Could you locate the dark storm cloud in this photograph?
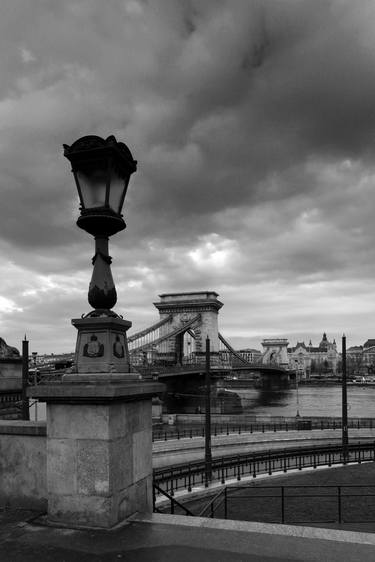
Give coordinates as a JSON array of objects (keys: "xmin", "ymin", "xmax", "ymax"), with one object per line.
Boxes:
[{"xmin": 2, "ymin": 0, "xmax": 375, "ymax": 351}]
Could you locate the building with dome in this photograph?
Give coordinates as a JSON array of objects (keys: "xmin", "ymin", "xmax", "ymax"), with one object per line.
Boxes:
[{"xmin": 288, "ymin": 333, "xmax": 339, "ymax": 378}]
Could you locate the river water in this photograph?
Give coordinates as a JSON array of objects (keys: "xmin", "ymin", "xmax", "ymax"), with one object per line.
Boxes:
[
  {"xmin": 232, "ymin": 385, "xmax": 375, "ymax": 418},
  {"xmin": 30, "ymin": 384, "xmax": 375, "ymax": 421}
]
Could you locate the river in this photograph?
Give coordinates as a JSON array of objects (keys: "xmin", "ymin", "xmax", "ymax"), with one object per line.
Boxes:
[
  {"xmin": 232, "ymin": 385, "xmax": 375, "ymax": 418},
  {"xmin": 30, "ymin": 384, "xmax": 375, "ymax": 421}
]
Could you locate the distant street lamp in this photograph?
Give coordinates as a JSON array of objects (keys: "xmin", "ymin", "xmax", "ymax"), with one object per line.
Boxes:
[
  {"xmin": 64, "ymin": 135, "xmax": 137, "ymax": 374},
  {"xmin": 342, "ymin": 334, "xmax": 349, "ymax": 460},
  {"xmin": 32, "ymin": 351, "xmax": 38, "ymax": 420}
]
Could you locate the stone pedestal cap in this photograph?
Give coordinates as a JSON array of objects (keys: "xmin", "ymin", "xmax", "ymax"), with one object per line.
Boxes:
[{"xmin": 27, "ymin": 379, "xmax": 164, "ymax": 404}]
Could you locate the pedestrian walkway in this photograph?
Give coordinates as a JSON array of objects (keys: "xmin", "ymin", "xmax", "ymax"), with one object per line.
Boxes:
[{"xmin": 2, "ymin": 509, "xmax": 375, "ymax": 561}]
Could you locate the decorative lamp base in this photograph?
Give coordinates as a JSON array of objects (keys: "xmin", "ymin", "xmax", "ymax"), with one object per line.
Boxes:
[{"xmin": 72, "ymin": 315, "xmax": 133, "ymax": 374}]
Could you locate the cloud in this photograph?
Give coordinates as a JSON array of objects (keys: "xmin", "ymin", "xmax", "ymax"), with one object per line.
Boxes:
[{"xmin": 1, "ymin": 0, "xmax": 375, "ymax": 352}]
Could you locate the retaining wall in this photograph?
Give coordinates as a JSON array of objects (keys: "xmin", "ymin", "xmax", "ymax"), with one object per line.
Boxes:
[{"xmin": 0, "ymin": 421, "xmax": 47, "ymax": 509}]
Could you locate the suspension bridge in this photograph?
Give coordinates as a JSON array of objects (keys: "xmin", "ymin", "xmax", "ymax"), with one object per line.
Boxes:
[{"xmin": 127, "ymin": 292, "xmax": 289, "ymax": 384}]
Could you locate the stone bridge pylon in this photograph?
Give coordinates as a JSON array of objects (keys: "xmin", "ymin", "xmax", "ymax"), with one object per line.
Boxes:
[{"xmin": 154, "ymin": 292, "xmax": 223, "ymax": 363}]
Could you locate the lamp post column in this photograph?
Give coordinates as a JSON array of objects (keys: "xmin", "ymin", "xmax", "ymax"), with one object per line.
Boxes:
[
  {"xmin": 342, "ymin": 334, "xmax": 348, "ymax": 461},
  {"xmin": 205, "ymin": 336, "xmax": 212, "ymax": 486},
  {"xmin": 88, "ymin": 236, "xmax": 117, "ymax": 311}
]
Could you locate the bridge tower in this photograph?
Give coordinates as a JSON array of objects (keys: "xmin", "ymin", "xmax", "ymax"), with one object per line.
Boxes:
[
  {"xmin": 261, "ymin": 338, "xmax": 289, "ymax": 368},
  {"xmin": 154, "ymin": 292, "xmax": 223, "ymax": 363}
]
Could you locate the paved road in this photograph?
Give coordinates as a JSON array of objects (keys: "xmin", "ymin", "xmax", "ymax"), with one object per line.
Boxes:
[{"xmin": 153, "ymin": 428, "xmax": 375, "ymax": 467}]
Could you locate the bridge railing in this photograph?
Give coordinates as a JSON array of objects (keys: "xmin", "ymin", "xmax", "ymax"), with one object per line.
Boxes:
[
  {"xmin": 152, "ymin": 417, "xmax": 375, "ymax": 441},
  {"xmin": 153, "ymin": 441, "xmax": 375, "ymax": 499}
]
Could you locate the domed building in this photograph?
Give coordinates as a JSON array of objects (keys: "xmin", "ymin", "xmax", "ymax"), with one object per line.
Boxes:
[{"xmin": 288, "ymin": 333, "xmax": 339, "ymax": 378}]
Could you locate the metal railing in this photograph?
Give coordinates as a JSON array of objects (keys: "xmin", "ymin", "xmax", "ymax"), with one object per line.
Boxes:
[
  {"xmin": 152, "ymin": 417, "xmax": 375, "ymax": 441},
  {"xmin": 153, "ymin": 441, "xmax": 375, "ymax": 499},
  {"xmin": 197, "ymin": 484, "xmax": 375, "ymax": 525},
  {"xmin": 153, "ymin": 483, "xmax": 195, "ymax": 516}
]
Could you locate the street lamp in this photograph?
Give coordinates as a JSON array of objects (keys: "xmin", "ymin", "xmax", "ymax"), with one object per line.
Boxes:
[
  {"xmin": 64, "ymin": 135, "xmax": 137, "ymax": 374},
  {"xmin": 64, "ymin": 135, "xmax": 137, "ymax": 314}
]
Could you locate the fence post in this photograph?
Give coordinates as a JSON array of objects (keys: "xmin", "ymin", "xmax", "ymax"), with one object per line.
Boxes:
[
  {"xmin": 188, "ymin": 464, "xmax": 192, "ymax": 493},
  {"xmin": 338, "ymin": 486, "xmax": 342, "ymax": 524},
  {"xmin": 152, "ymin": 483, "xmax": 156, "ymax": 512},
  {"xmin": 281, "ymin": 486, "xmax": 285, "ymax": 524},
  {"xmin": 221, "ymin": 458, "xmax": 225, "ymax": 485},
  {"xmin": 224, "ymin": 487, "xmax": 228, "ymax": 519},
  {"xmin": 237, "ymin": 456, "xmax": 241, "ymax": 481},
  {"xmin": 268, "ymin": 451, "xmax": 272, "ymax": 475},
  {"xmin": 170, "ymin": 468, "xmax": 174, "ymax": 496}
]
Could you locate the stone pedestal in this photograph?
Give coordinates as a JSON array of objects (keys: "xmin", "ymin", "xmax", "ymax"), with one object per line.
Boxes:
[
  {"xmin": 72, "ymin": 316, "xmax": 132, "ymax": 374},
  {"xmin": 28, "ymin": 377, "xmax": 164, "ymax": 529}
]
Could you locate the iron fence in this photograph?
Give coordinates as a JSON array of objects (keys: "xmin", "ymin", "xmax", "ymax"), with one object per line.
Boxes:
[
  {"xmin": 153, "ymin": 441, "xmax": 375, "ymax": 499},
  {"xmin": 197, "ymin": 484, "xmax": 375, "ymax": 525},
  {"xmin": 152, "ymin": 417, "xmax": 375, "ymax": 441}
]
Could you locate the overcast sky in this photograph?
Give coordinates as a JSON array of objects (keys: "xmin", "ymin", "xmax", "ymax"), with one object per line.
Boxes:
[{"xmin": 2, "ymin": 0, "xmax": 375, "ymax": 355}]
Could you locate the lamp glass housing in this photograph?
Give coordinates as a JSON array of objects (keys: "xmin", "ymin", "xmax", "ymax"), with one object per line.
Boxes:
[
  {"xmin": 108, "ymin": 168, "xmax": 129, "ymax": 214},
  {"xmin": 76, "ymin": 167, "xmax": 108, "ymax": 209}
]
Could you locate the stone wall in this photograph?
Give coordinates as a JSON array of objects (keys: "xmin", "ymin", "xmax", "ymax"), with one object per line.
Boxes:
[
  {"xmin": 0, "ymin": 357, "xmax": 23, "ymax": 420},
  {"xmin": 0, "ymin": 421, "xmax": 47, "ymax": 509}
]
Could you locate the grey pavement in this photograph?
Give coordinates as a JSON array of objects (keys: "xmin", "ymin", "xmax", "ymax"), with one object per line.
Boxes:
[{"xmin": 2, "ymin": 510, "xmax": 375, "ymax": 561}]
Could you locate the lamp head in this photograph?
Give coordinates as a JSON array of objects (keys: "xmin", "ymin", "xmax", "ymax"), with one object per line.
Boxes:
[{"xmin": 64, "ymin": 135, "xmax": 137, "ymax": 237}]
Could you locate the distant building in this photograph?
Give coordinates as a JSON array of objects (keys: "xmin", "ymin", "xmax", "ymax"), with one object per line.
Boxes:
[
  {"xmin": 362, "ymin": 341, "xmax": 375, "ymax": 372},
  {"xmin": 288, "ymin": 333, "xmax": 339, "ymax": 378},
  {"xmin": 346, "ymin": 340, "xmax": 375, "ymax": 375},
  {"xmin": 236, "ymin": 348, "xmax": 262, "ymax": 363}
]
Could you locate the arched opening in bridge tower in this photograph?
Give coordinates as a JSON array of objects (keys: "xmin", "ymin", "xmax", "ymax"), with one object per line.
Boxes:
[{"xmin": 175, "ymin": 330, "xmax": 196, "ymax": 365}]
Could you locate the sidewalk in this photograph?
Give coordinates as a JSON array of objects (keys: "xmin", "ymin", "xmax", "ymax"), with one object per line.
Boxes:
[{"xmin": 2, "ymin": 510, "xmax": 375, "ymax": 561}]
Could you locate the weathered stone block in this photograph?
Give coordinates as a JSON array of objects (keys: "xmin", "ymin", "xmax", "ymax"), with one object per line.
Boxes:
[
  {"xmin": 48, "ymin": 493, "xmax": 115, "ymax": 528},
  {"xmin": 47, "ymin": 404, "xmax": 110, "ymax": 440},
  {"xmin": 117, "ymin": 475, "xmax": 152, "ymax": 520},
  {"xmin": 133, "ymin": 429, "xmax": 152, "ymax": 482},
  {"xmin": 47, "ymin": 439, "xmax": 77, "ymax": 495},
  {"xmin": 77, "ymin": 439, "xmax": 110, "ymax": 496},
  {"xmin": 110, "ymin": 436, "xmax": 133, "ymax": 491}
]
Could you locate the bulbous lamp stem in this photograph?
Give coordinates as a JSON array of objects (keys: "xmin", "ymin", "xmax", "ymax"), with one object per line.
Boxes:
[{"xmin": 88, "ymin": 236, "xmax": 117, "ymax": 311}]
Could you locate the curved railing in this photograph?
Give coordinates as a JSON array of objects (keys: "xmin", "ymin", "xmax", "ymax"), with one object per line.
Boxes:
[
  {"xmin": 154, "ymin": 441, "xmax": 375, "ymax": 498},
  {"xmin": 152, "ymin": 417, "xmax": 375, "ymax": 441}
]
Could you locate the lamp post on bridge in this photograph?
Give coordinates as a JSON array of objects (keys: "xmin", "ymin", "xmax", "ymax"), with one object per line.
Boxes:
[{"xmin": 342, "ymin": 334, "xmax": 349, "ymax": 460}]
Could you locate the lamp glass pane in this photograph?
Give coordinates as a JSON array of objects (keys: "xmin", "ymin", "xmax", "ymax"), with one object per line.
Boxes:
[
  {"xmin": 77, "ymin": 168, "xmax": 107, "ymax": 208},
  {"xmin": 109, "ymin": 170, "xmax": 126, "ymax": 213}
]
